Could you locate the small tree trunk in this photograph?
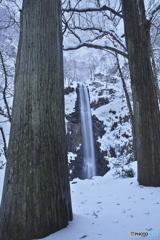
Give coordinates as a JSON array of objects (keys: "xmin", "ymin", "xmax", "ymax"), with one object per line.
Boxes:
[
  {"xmin": 150, "ymin": 45, "xmax": 160, "ymax": 102},
  {"xmin": 122, "ymin": 0, "xmax": 160, "ymax": 186},
  {"xmin": 0, "ymin": 1, "xmax": 72, "ymax": 239},
  {"xmin": 116, "ymin": 54, "xmax": 136, "ymax": 161}
]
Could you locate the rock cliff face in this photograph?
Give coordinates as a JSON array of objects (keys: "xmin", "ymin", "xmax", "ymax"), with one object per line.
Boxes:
[{"xmin": 65, "ymin": 86, "xmax": 110, "ymax": 180}]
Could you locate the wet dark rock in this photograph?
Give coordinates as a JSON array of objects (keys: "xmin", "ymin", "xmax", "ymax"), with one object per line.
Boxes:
[
  {"xmin": 94, "ymin": 74, "xmax": 106, "ymax": 81},
  {"xmin": 109, "ymin": 109, "xmax": 116, "ymax": 114},
  {"xmin": 109, "ymin": 146, "xmax": 116, "ymax": 158},
  {"xmin": 108, "ymin": 89, "xmax": 116, "ymax": 95},
  {"xmin": 67, "ymin": 111, "xmax": 110, "ymax": 180},
  {"xmin": 119, "ymin": 115, "xmax": 130, "ymax": 124},
  {"xmin": 91, "ymin": 97, "xmax": 109, "ymax": 110},
  {"xmin": 64, "ymin": 86, "xmax": 75, "ymax": 95},
  {"xmin": 111, "ymin": 122, "xmax": 118, "ymax": 131},
  {"xmin": 66, "ymin": 113, "xmax": 81, "ymax": 153}
]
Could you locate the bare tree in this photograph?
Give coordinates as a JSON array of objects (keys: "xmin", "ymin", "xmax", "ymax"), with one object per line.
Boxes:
[
  {"xmin": 62, "ymin": 0, "xmax": 126, "ymax": 56},
  {"xmin": 0, "ymin": 0, "xmax": 21, "ymax": 164},
  {"xmin": 0, "ymin": 51, "xmax": 12, "ymax": 122}
]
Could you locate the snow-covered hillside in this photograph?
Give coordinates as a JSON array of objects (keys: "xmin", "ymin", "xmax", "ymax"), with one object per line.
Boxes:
[
  {"xmin": 38, "ymin": 162, "xmax": 160, "ymax": 240},
  {"xmin": 65, "ymin": 54, "xmax": 134, "ymax": 178}
]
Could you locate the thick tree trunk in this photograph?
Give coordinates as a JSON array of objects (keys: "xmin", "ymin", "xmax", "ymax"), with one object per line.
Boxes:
[
  {"xmin": 0, "ymin": 1, "xmax": 72, "ymax": 239},
  {"xmin": 122, "ymin": 0, "xmax": 160, "ymax": 186}
]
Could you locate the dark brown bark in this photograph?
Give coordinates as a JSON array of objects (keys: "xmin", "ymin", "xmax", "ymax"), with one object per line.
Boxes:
[
  {"xmin": 122, "ymin": 0, "xmax": 160, "ymax": 186},
  {"xmin": 0, "ymin": 1, "xmax": 72, "ymax": 239}
]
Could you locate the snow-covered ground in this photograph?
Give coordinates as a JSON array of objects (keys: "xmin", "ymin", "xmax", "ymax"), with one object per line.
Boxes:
[
  {"xmin": 0, "ymin": 162, "xmax": 160, "ymax": 240},
  {"xmin": 39, "ymin": 162, "xmax": 160, "ymax": 240}
]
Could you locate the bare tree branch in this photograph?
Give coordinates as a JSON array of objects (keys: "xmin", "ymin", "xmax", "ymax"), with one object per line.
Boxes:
[
  {"xmin": 64, "ymin": 22, "xmax": 82, "ymax": 42},
  {"xmin": 64, "ymin": 42, "xmax": 128, "ymax": 58},
  {"xmin": 116, "ymin": 54, "xmax": 133, "ymax": 123},
  {"xmin": 72, "ymin": 26, "xmax": 126, "ymax": 50},
  {"xmin": 1, "ymin": 2, "xmax": 20, "ymax": 28},
  {"xmin": 0, "ymin": 107, "xmax": 10, "ymax": 119},
  {"xmin": 63, "ymin": 5, "xmax": 123, "ymax": 18},
  {"xmin": 62, "ymin": 0, "xmax": 82, "ymax": 34},
  {"xmin": 0, "ymin": 51, "xmax": 12, "ymax": 122},
  {"xmin": 0, "ymin": 126, "xmax": 7, "ymax": 159},
  {"xmin": 149, "ymin": 3, "xmax": 160, "ymax": 23},
  {"xmin": 116, "ymin": 53, "xmax": 136, "ymax": 162}
]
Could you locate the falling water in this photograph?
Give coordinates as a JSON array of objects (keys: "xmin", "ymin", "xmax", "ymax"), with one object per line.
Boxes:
[{"xmin": 77, "ymin": 83, "xmax": 96, "ymax": 179}]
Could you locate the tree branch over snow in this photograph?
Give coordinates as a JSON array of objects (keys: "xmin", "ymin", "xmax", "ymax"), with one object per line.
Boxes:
[
  {"xmin": 1, "ymin": 2, "xmax": 20, "ymax": 28},
  {"xmin": 63, "ymin": 22, "xmax": 82, "ymax": 42},
  {"xmin": 62, "ymin": 0, "xmax": 82, "ymax": 35},
  {"xmin": 0, "ymin": 126, "xmax": 7, "ymax": 159},
  {"xmin": 63, "ymin": 5, "xmax": 123, "ymax": 18},
  {"xmin": 0, "ymin": 51, "xmax": 12, "ymax": 123},
  {"xmin": 72, "ymin": 26, "xmax": 126, "ymax": 50},
  {"xmin": 64, "ymin": 42, "xmax": 128, "ymax": 58},
  {"xmin": 116, "ymin": 54, "xmax": 133, "ymax": 124},
  {"xmin": 148, "ymin": 4, "xmax": 160, "ymax": 23}
]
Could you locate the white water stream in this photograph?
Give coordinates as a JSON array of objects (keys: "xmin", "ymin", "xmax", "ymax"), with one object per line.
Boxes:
[{"xmin": 77, "ymin": 83, "xmax": 96, "ymax": 179}]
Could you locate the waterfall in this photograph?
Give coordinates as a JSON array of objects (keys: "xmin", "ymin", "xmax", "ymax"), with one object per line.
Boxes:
[{"xmin": 77, "ymin": 83, "xmax": 96, "ymax": 179}]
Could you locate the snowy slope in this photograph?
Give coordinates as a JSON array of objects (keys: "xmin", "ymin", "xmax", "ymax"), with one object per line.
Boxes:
[
  {"xmin": 0, "ymin": 162, "xmax": 160, "ymax": 240},
  {"xmin": 34, "ymin": 162, "xmax": 160, "ymax": 240}
]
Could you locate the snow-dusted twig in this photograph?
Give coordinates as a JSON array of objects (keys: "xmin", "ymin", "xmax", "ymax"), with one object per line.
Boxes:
[
  {"xmin": 0, "ymin": 126, "xmax": 7, "ymax": 158},
  {"xmin": 148, "ymin": 4, "xmax": 160, "ymax": 23},
  {"xmin": 63, "ymin": 5, "xmax": 123, "ymax": 18},
  {"xmin": 64, "ymin": 42, "xmax": 128, "ymax": 58},
  {"xmin": 116, "ymin": 54, "xmax": 133, "ymax": 123},
  {"xmin": 1, "ymin": 1, "xmax": 20, "ymax": 28},
  {"xmin": 0, "ymin": 51, "xmax": 12, "ymax": 122},
  {"xmin": 62, "ymin": 0, "xmax": 82, "ymax": 35},
  {"xmin": 71, "ymin": 26, "xmax": 126, "ymax": 50}
]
